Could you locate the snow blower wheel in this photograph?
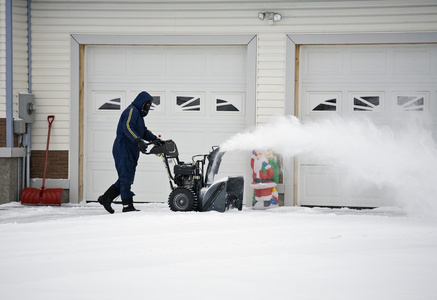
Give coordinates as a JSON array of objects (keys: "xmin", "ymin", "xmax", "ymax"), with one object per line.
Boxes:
[{"xmin": 168, "ymin": 187, "xmax": 197, "ymax": 212}]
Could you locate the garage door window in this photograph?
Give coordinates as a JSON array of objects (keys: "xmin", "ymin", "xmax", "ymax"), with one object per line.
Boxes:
[
  {"xmin": 94, "ymin": 91, "xmax": 125, "ymax": 111},
  {"xmin": 313, "ymin": 98, "xmax": 337, "ymax": 111},
  {"xmin": 175, "ymin": 95, "xmax": 202, "ymax": 113},
  {"xmin": 351, "ymin": 93, "xmax": 382, "ymax": 113},
  {"xmin": 213, "ymin": 93, "xmax": 244, "ymax": 114},
  {"xmin": 216, "ymin": 99, "xmax": 239, "ymax": 111},
  {"xmin": 151, "ymin": 96, "xmax": 161, "ymax": 112},
  {"xmin": 396, "ymin": 95, "xmax": 425, "ymax": 112},
  {"xmin": 308, "ymin": 92, "xmax": 340, "ymax": 113},
  {"xmin": 99, "ymin": 98, "xmax": 121, "ymax": 110}
]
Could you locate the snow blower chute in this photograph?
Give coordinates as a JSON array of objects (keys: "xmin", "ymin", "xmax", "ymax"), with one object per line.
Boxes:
[{"xmin": 144, "ymin": 140, "xmax": 244, "ymax": 212}]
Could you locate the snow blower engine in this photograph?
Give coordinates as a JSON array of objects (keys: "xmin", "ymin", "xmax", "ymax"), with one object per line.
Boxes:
[{"xmin": 144, "ymin": 140, "xmax": 244, "ymax": 212}]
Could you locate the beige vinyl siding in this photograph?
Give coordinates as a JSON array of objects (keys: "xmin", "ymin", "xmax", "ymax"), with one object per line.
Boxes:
[
  {"xmin": 0, "ymin": 0, "xmax": 5, "ymax": 118},
  {"xmin": 28, "ymin": 0, "xmax": 437, "ymax": 150},
  {"xmin": 13, "ymin": 0, "xmax": 28, "ymax": 113},
  {"xmin": 257, "ymin": 33, "xmax": 286, "ymax": 125},
  {"xmin": 0, "ymin": 0, "xmax": 28, "ymax": 119}
]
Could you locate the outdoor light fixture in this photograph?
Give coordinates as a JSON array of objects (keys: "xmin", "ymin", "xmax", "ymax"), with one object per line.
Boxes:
[{"xmin": 258, "ymin": 12, "xmax": 282, "ymax": 25}]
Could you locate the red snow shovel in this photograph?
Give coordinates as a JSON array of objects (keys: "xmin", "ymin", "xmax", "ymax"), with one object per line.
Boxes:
[{"xmin": 21, "ymin": 115, "xmax": 63, "ymax": 205}]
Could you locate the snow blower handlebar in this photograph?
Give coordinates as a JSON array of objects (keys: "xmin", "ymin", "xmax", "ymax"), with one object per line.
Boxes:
[
  {"xmin": 141, "ymin": 139, "xmax": 180, "ymax": 190},
  {"xmin": 141, "ymin": 139, "xmax": 178, "ymax": 157}
]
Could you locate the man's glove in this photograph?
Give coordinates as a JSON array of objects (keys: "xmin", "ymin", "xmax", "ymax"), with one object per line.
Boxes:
[
  {"xmin": 135, "ymin": 138, "xmax": 147, "ymax": 154},
  {"xmin": 152, "ymin": 138, "xmax": 165, "ymax": 146}
]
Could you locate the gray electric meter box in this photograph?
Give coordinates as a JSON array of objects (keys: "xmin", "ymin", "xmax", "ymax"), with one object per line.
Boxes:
[
  {"xmin": 18, "ymin": 93, "xmax": 36, "ymax": 123},
  {"xmin": 13, "ymin": 118, "xmax": 26, "ymax": 134}
]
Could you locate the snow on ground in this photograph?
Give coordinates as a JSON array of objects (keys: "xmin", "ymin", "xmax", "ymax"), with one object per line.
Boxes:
[{"xmin": 1, "ymin": 202, "xmax": 437, "ymax": 300}]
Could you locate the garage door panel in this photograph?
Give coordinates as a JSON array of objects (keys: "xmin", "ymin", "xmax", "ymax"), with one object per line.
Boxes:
[
  {"xmin": 211, "ymin": 52, "xmax": 246, "ymax": 77},
  {"xmin": 131, "ymin": 52, "xmax": 166, "ymax": 77},
  {"xmin": 350, "ymin": 49, "xmax": 386, "ymax": 75},
  {"xmin": 170, "ymin": 51, "xmax": 207, "ymax": 76},
  {"xmin": 87, "ymin": 128, "xmax": 116, "ymax": 159},
  {"xmin": 392, "ymin": 48, "xmax": 431, "ymax": 75},
  {"xmin": 88, "ymin": 49, "xmax": 127, "ymax": 78},
  {"xmin": 341, "ymin": 179, "xmax": 389, "ymax": 201},
  {"xmin": 302, "ymin": 45, "xmax": 437, "ymax": 83},
  {"xmin": 299, "ymin": 165, "xmax": 389, "ymax": 207},
  {"xmin": 87, "ymin": 166, "xmax": 119, "ymax": 198},
  {"xmin": 299, "ymin": 166, "xmax": 341, "ymax": 205},
  {"xmin": 169, "ymin": 129, "xmax": 212, "ymax": 158},
  {"xmin": 304, "ymin": 48, "xmax": 343, "ymax": 76},
  {"xmin": 209, "ymin": 128, "xmax": 244, "ymax": 147}
]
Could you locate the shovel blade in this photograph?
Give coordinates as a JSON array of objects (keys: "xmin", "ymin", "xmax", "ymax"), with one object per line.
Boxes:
[{"xmin": 21, "ymin": 187, "xmax": 63, "ymax": 205}]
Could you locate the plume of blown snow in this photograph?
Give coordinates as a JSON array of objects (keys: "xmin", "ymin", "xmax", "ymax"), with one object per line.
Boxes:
[{"xmin": 221, "ymin": 115, "xmax": 437, "ymax": 217}]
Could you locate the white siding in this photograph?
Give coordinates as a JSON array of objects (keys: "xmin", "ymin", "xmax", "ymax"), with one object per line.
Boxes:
[
  {"xmin": 0, "ymin": 0, "xmax": 5, "ymax": 118},
  {"xmin": 12, "ymin": 0, "xmax": 28, "ymax": 112},
  {"xmin": 257, "ymin": 33, "xmax": 286, "ymax": 125},
  {"xmin": 0, "ymin": 0, "xmax": 28, "ymax": 119},
  {"xmin": 23, "ymin": 0, "xmax": 437, "ymax": 150}
]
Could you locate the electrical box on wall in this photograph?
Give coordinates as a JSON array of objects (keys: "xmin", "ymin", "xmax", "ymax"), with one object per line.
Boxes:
[
  {"xmin": 18, "ymin": 93, "xmax": 36, "ymax": 123},
  {"xmin": 13, "ymin": 118, "xmax": 26, "ymax": 134}
]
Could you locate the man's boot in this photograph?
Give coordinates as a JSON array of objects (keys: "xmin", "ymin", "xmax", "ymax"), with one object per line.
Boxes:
[
  {"xmin": 122, "ymin": 197, "xmax": 140, "ymax": 212},
  {"xmin": 98, "ymin": 184, "xmax": 120, "ymax": 214}
]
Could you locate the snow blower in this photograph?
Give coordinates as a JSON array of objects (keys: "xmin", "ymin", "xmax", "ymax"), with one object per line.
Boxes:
[
  {"xmin": 21, "ymin": 115, "xmax": 63, "ymax": 205},
  {"xmin": 144, "ymin": 140, "xmax": 244, "ymax": 212}
]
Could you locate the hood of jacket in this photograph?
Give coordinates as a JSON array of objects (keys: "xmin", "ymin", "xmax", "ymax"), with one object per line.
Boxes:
[{"xmin": 131, "ymin": 91, "xmax": 153, "ymax": 113}]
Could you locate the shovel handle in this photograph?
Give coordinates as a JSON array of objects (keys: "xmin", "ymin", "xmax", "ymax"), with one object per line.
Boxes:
[
  {"xmin": 42, "ymin": 115, "xmax": 55, "ymax": 189},
  {"xmin": 47, "ymin": 115, "xmax": 55, "ymax": 125}
]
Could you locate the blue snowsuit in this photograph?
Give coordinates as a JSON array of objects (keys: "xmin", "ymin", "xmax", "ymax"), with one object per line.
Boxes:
[{"xmin": 112, "ymin": 92, "xmax": 158, "ymax": 200}]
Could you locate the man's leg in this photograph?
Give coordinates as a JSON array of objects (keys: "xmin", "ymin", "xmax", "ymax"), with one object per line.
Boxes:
[
  {"xmin": 117, "ymin": 162, "xmax": 140, "ymax": 213},
  {"xmin": 98, "ymin": 184, "xmax": 120, "ymax": 214}
]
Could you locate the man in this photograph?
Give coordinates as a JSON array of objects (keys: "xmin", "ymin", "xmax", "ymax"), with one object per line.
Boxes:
[{"xmin": 98, "ymin": 91, "xmax": 162, "ymax": 213}]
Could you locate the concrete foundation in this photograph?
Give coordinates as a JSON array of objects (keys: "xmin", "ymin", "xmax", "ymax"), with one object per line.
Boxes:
[{"xmin": 0, "ymin": 148, "xmax": 25, "ymax": 204}]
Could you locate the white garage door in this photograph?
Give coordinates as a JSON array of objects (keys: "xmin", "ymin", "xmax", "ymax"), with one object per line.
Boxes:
[
  {"xmin": 298, "ymin": 44, "xmax": 437, "ymax": 207},
  {"xmin": 84, "ymin": 45, "xmax": 248, "ymax": 202}
]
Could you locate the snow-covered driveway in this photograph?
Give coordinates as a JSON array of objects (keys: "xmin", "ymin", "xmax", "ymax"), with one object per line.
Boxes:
[{"xmin": 1, "ymin": 202, "xmax": 436, "ymax": 300}]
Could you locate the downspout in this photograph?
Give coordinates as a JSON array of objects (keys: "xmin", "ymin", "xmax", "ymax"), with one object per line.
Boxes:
[
  {"xmin": 28, "ymin": 0, "xmax": 32, "ymax": 94},
  {"xmin": 6, "ymin": 0, "xmax": 21, "ymax": 202},
  {"xmin": 5, "ymin": 0, "xmax": 13, "ymax": 148},
  {"xmin": 26, "ymin": 0, "xmax": 32, "ymax": 188}
]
